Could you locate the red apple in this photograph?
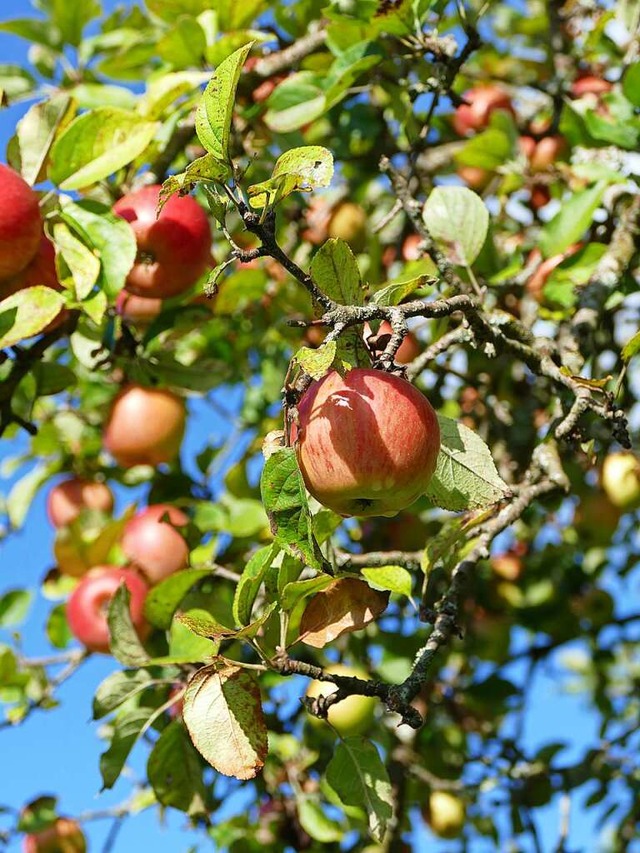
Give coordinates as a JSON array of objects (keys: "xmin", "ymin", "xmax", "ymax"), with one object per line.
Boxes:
[
  {"xmin": 23, "ymin": 817, "xmax": 86, "ymax": 853},
  {"xmin": 327, "ymin": 202, "xmax": 367, "ymax": 251},
  {"xmin": 452, "ymin": 86, "xmax": 513, "ymax": 136},
  {"xmin": 529, "ymin": 184, "xmax": 551, "ymax": 212},
  {"xmin": 115, "ymin": 290, "xmax": 163, "ymax": 326},
  {"xmin": 103, "ymin": 384, "xmax": 186, "ymax": 468},
  {"xmin": 66, "ymin": 566, "xmax": 149, "ymax": 654},
  {"xmin": 402, "ymin": 234, "xmax": 422, "ymax": 261},
  {"xmin": 293, "ymin": 368, "xmax": 440, "ymax": 517},
  {"xmin": 0, "ymin": 163, "xmax": 42, "ymax": 280},
  {"xmin": 113, "ymin": 184, "xmax": 212, "ymax": 299},
  {"xmin": 121, "ymin": 504, "xmax": 189, "ymax": 585},
  {"xmin": 571, "ymin": 75, "xmax": 612, "ymax": 97},
  {"xmin": 457, "ymin": 165, "xmax": 491, "ymax": 190},
  {"xmin": 47, "ymin": 477, "xmax": 114, "ymax": 528},
  {"xmin": 529, "ymin": 135, "xmax": 566, "ymax": 171},
  {"xmin": 0, "ymin": 236, "xmax": 68, "ymax": 332},
  {"xmin": 363, "ymin": 320, "xmax": 421, "ymax": 364}
]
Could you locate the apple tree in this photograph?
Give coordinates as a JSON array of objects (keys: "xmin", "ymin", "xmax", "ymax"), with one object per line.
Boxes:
[{"xmin": 1, "ymin": 0, "xmax": 640, "ymax": 850}]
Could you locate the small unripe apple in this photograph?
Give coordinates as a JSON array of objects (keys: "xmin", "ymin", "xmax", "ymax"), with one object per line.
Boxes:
[
  {"xmin": 46, "ymin": 477, "xmax": 114, "ymax": 528},
  {"xmin": 306, "ymin": 664, "xmax": 376, "ymax": 736},
  {"xmin": 363, "ymin": 320, "xmax": 421, "ymax": 364},
  {"xmin": 327, "ymin": 202, "xmax": 367, "ymax": 251},
  {"xmin": 23, "ymin": 817, "xmax": 87, "ymax": 853},
  {"xmin": 113, "ymin": 184, "xmax": 211, "ymax": 299},
  {"xmin": 452, "ymin": 86, "xmax": 513, "ymax": 136},
  {"xmin": 115, "ymin": 290, "xmax": 163, "ymax": 326},
  {"xmin": 601, "ymin": 452, "xmax": 640, "ymax": 510},
  {"xmin": 424, "ymin": 791, "xmax": 466, "ymax": 839},
  {"xmin": 293, "ymin": 368, "xmax": 440, "ymax": 517},
  {"xmin": 574, "ymin": 491, "xmax": 621, "ymax": 544},
  {"xmin": 66, "ymin": 566, "xmax": 149, "ymax": 654},
  {"xmin": 121, "ymin": 504, "xmax": 189, "ymax": 585},
  {"xmin": 103, "ymin": 384, "xmax": 186, "ymax": 468},
  {"xmin": 0, "ymin": 163, "xmax": 42, "ymax": 280},
  {"xmin": 571, "ymin": 75, "xmax": 612, "ymax": 97}
]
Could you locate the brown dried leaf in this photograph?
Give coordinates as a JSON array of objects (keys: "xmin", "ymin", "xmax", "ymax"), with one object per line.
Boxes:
[
  {"xmin": 183, "ymin": 661, "xmax": 268, "ymax": 780},
  {"xmin": 298, "ymin": 578, "xmax": 389, "ymax": 649}
]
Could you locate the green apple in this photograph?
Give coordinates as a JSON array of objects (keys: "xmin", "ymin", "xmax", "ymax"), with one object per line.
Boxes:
[
  {"xmin": 601, "ymin": 452, "xmax": 640, "ymax": 510},
  {"xmin": 306, "ymin": 664, "xmax": 376, "ymax": 736}
]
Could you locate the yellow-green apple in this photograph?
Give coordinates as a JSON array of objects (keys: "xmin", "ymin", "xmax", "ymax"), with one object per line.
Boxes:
[
  {"xmin": 121, "ymin": 504, "xmax": 189, "ymax": 584},
  {"xmin": 115, "ymin": 290, "xmax": 163, "ymax": 326},
  {"xmin": 424, "ymin": 791, "xmax": 466, "ymax": 839},
  {"xmin": 452, "ymin": 86, "xmax": 513, "ymax": 136},
  {"xmin": 293, "ymin": 368, "xmax": 440, "ymax": 517},
  {"xmin": 113, "ymin": 184, "xmax": 211, "ymax": 299},
  {"xmin": 602, "ymin": 451, "xmax": 640, "ymax": 510},
  {"xmin": 22, "ymin": 817, "xmax": 86, "ymax": 853},
  {"xmin": 574, "ymin": 491, "xmax": 621, "ymax": 545},
  {"xmin": 47, "ymin": 477, "xmax": 114, "ymax": 528},
  {"xmin": 306, "ymin": 664, "xmax": 376, "ymax": 736},
  {"xmin": 327, "ymin": 202, "xmax": 367, "ymax": 251},
  {"xmin": 0, "ymin": 163, "xmax": 42, "ymax": 280},
  {"xmin": 66, "ymin": 566, "xmax": 149, "ymax": 654},
  {"xmin": 103, "ymin": 384, "xmax": 186, "ymax": 468}
]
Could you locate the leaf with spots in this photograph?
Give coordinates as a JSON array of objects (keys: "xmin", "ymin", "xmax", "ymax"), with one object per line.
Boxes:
[{"xmin": 298, "ymin": 578, "xmax": 388, "ymax": 648}]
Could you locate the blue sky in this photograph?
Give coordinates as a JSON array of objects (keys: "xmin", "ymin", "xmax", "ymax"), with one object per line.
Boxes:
[{"xmin": 0, "ymin": 1, "xmax": 637, "ymax": 850}]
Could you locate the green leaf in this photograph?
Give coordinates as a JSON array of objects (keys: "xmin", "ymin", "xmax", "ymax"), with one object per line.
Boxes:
[
  {"xmin": 232, "ymin": 544, "xmax": 278, "ymax": 626},
  {"xmin": 248, "ymin": 146, "xmax": 334, "ymax": 209},
  {"xmin": 15, "ymin": 93, "xmax": 75, "ymax": 186},
  {"xmin": 60, "ymin": 200, "xmax": 137, "ymax": 299},
  {"xmin": 260, "ymin": 448, "xmax": 325, "ymax": 571},
  {"xmin": 157, "ymin": 16, "xmax": 206, "ymax": 69},
  {"xmin": 168, "ymin": 616, "xmax": 219, "ymax": 662},
  {"xmin": 622, "ymin": 330, "xmax": 640, "ymax": 363},
  {"xmin": 360, "ymin": 566, "xmax": 413, "ymax": 597},
  {"xmin": 426, "ymin": 415, "xmax": 509, "ymax": 511},
  {"xmin": 455, "ymin": 127, "xmax": 514, "ymax": 170},
  {"xmin": 371, "ymin": 273, "xmax": 435, "ymax": 306},
  {"xmin": 178, "ymin": 603, "xmax": 276, "ymax": 641},
  {"xmin": 325, "ymin": 738, "xmax": 393, "ymax": 843},
  {"xmin": 46, "ymin": 603, "xmax": 73, "ymax": 649},
  {"xmin": 0, "ymin": 63, "xmax": 37, "ymax": 99},
  {"xmin": 423, "ymin": 186, "xmax": 489, "ymax": 267},
  {"xmin": 296, "ymin": 795, "xmax": 344, "ymax": 843},
  {"xmin": 183, "ymin": 661, "xmax": 268, "ymax": 780},
  {"xmin": 50, "ymin": 0, "xmax": 101, "ymax": 46},
  {"xmin": 213, "ymin": 0, "xmax": 267, "ymax": 30},
  {"xmin": 623, "ymin": 63, "xmax": 640, "ymax": 107},
  {"xmin": 292, "ymin": 341, "xmax": 337, "ymax": 380},
  {"xmin": 323, "ymin": 42, "xmax": 383, "ymax": 110},
  {"xmin": 147, "ymin": 721, "xmax": 208, "ymax": 816},
  {"xmin": 139, "ymin": 71, "xmax": 209, "ymax": 119},
  {"xmin": 280, "ymin": 574, "xmax": 334, "ymax": 612},
  {"xmin": 264, "ymin": 72, "xmax": 327, "ymax": 133},
  {"xmin": 107, "ymin": 584, "xmax": 150, "ymax": 667},
  {"xmin": 145, "ymin": 0, "xmax": 212, "ymax": 22},
  {"xmin": 31, "ymin": 362, "xmax": 76, "ymax": 396},
  {"xmin": 6, "ymin": 462, "xmax": 56, "ymax": 529},
  {"xmin": 100, "ymin": 707, "xmax": 151, "ymax": 789},
  {"xmin": 310, "ymin": 238, "xmax": 364, "ymax": 307},
  {"xmin": 539, "ymin": 183, "xmax": 606, "ymax": 259},
  {"xmin": 93, "ymin": 669, "xmax": 155, "ymax": 719},
  {"xmin": 50, "ymin": 108, "xmax": 159, "ymax": 189},
  {"xmin": 144, "ymin": 569, "xmax": 213, "ymax": 630},
  {"xmin": 0, "ymin": 589, "xmax": 33, "ymax": 627},
  {"xmin": 0, "ymin": 286, "xmax": 65, "ymax": 349},
  {"xmin": 53, "ymin": 222, "xmax": 101, "ymax": 300},
  {"xmin": 195, "ymin": 42, "xmax": 254, "ymax": 162}
]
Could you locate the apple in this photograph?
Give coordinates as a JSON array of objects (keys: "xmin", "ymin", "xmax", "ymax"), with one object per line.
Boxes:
[
  {"xmin": 452, "ymin": 86, "xmax": 513, "ymax": 136},
  {"xmin": 103, "ymin": 383, "xmax": 186, "ymax": 468},
  {"xmin": 363, "ymin": 320, "xmax": 421, "ymax": 364},
  {"xmin": 601, "ymin": 451, "xmax": 640, "ymax": 510},
  {"xmin": 0, "ymin": 163, "xmax": 42, "ymax": 280},
  {"xmin": 47, "ymin": 477, "xmax": 114, "ymax": 528},
  {"xmin": 115, "ymin": 290, "xmax": 163, "ymax": 326},
  {"xmin": 66, "ymin": 566, "xmax": 149, "ymax": 654},
  {"xmin": 306, "ymin": 664, "xmax": 376, "ymax": 736},
  {"xmin": 571, "ymin": 75, "xmax": 612, "ymax": 97},
  {"xmin": 121, "ymin": 504, "xmax": 189, "ymax": 585},
  {"xmin": 529, "ymin": 184, "xmax": 551, "ymax": 212},
  {"xmin": 574, "ymin": 491, "xmax": 621, "ymax": 544},
  {"xmin": 520, "ymin": 135, "xmax": 566, "ymax": 171},
  {"xmin": 23, "ymin": 817, "xmax": 86, "ymax": 853},
  {"xmin": 327, "ymin": 202, "xmax": 367, "ymax": 251},
  {"xmin": 0, "ymin": 236, "xmax": 68, "ymax": 333},
  {"xmin": 457, "ymin": 165, "xmax": 491, "ymax": 191},
  {"xmin": 402, "ymin": 234, "xmax": 422, "ymax": 261},
  {"xmin": 526, "ymin": 244, "xmax": 581, "ymax": 300},
  {"xmin": 424, "ymin": 791, "xmax": 466, "ymax": 839},
  {"xmin": 113, "ymin": 184, "xmax": 212, "ymax": 299},
  {"xmin": 293, "ymin": 368, "xmax": 440, "ymax": 517}
]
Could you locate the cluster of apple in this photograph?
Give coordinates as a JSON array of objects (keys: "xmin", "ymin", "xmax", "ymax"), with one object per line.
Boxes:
[
  {"xmin": 22, "ymin": 816, "xmax": 86, "ymax": 853},
  {"xmin": 0, "ymin": 165, "xmax": 66, "ymax": 329}
]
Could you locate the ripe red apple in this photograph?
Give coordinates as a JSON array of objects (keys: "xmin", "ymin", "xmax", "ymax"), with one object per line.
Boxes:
[
  {"xmin": 115, "ymin": 290, "xmax": 163, "ymax": 326},
  {"xmin": 66, "ymin": 566, "xmax": 149, "ymax": 654},
  {"xmin": 363, "ymin": 320, "xmax": 421, "ymax": 364},
  {"xmin": 0, "ymin": 163, "xmax": 42, "ymax": 280},
  {"xmin": 452, "ymin": 86, "xmax": 513, "ymax": 136},
  {"xmin": 121, "ymin": 504, "xmax": 189, "ymax": 585},
  {"xmin": 293, "ymin": 368, "xmax": 440, "ymax": 517},
  {"xmin": 46, "ymin": 477, "xmax": 114, "ymax": 528},
  {"xmin": 113, "ymin": 184, "xmax": 212, "ymax": 299},
  {"xmin": 457, "ymin": 165, "xmax": 491, "ymax": 191},
  {"xmin": 23, "ymin": 817, "xmax": 86, "ymax": 853},
  {"xmin": 327, "ymin": 202, "xmax": 367, "ymax": 251},
  {"xmin": 306, "ymin": 664, "xmax": 376, "ymax": 736},
  {"xmin": 602, "ymin": 451, "xmax": 640, "ymax": 510},
  {"xmin": 0, "ymin": 236, "xmax": 68, "ymax": 332},
  {"xmin": 571, "ymin": 75, "xmax": 612, "ymax": 97},
  {"xmin": 103, "ymin": 384, "xmax": 186, "ymax": 468},
  {"xmin": 424, "ymin": 791, "xmax": 466, "ymax": 839}
]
